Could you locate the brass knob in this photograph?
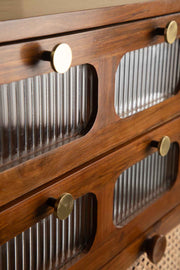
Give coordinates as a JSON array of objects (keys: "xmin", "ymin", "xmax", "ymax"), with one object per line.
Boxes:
[
  {"xmin": 41, "ymin": 43, "xmax": 72, "ymax": 73},
  {"xmin": 164, "ymin": 21, "xmax": 178, "ymax": 44},
  {"xmin": 49, "ymin": 193, "xmax": 74, "ymax": 220},
  {"xmin": 151, "ymin": 136, "xmax": 171, "ymax": 157},
  {"xmin": 157, "ymin": 20, "xmax": 178, "ymax": 44},
  {"xmin": 145, "ymin": 235, "xmax": 166, "ymax": 264}
]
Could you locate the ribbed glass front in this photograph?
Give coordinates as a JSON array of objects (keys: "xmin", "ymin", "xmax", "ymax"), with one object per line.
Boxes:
[
  {"xmin": 0, "ymin": 193, "xmax": 97, "ymax": 270},
  {"xmin": 115, "ymin": 39, "xmax": 180, "ymax": 118},
  {"xmin": 0, "ymin": 65, "xmax": 97, "ymax": 171},
  {"xmin": 113, "ymin": 143, "xmax": 179, "ymax": 227}
]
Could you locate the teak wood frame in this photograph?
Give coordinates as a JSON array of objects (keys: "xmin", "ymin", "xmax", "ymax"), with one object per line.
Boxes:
[
  {"xmin": 102, "ymin": 203, "xmax": 180, "ymax": 270},
  {"xmin": 0, "ymin": 117, "xmax": 180, "ymax": 269},
  {"xmin": 0, "ymin": 0, "xmax": 180, "ymax": 43},
  {"xmin": 0, "ymin": 4, "xmax": 180, "ymax": 269},
  {"xmin": 0, "ymin": 13, "xmax": 180, "ymax": 208}
]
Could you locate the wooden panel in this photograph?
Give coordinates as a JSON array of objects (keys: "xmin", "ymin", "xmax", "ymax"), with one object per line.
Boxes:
[
  {"xmin": 0, "ymin": 0, "xmax": 156, "ymax": 20},
  {"xmin": 0, "ymin": 0, "xmax": 180, "ymax": 43},
  {"xmin": 0, "ymin": 193, "xmax": 97, "ymax": 270},
  {"xmin": 1, "ymin": 3, "xmax": 180, "ymax": 270},
  {"xmin": 0, "ymin": 14, "xmax": 180, "ymax": 208},
  {"xmin": 1, "ymin": 14, "xmax": 180, "ymax": 85},
  {"xmin": 126, "ymin": 224, "xmax": 180, "ymax": 270},
  {"xmin": 0, "ymin": 117, "xmax": 180, "ymax": 270},
  {"xmin": 101, "ymin": 204, "xmax": 180, "ymax": 270}
]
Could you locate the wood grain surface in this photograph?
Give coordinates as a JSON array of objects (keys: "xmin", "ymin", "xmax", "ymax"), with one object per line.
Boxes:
[
  {"xmin": 0, "ymin": 0, "xmax": 180, "ymax": 43},
  {"xmin": 101, "ymin": 203, "xmax": 180, "ymax": 270},
  {"xmin": 0, "ymin": 117, "xmax": 180, "ymax": 270},
  {"xmin": 0, "ymin": 5, "xmax": 180, "ymax": 269},
  {"xmin": 0, "ymin": 14, "xmax": 180, "ymax": 208}
]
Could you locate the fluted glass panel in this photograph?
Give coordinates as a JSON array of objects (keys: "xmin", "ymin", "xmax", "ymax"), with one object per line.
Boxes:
[
  {"xmin": 0, "ymin": 65, "xmax": 97, "ymax": 171},
  {"xmin": 113, "ymin": 143, "xmax": 179, "ymax": 227},
  {"xmin": 115, "ymin": 39, "xmax": 180, "ymax": 118},
  {"xmin": 0, "ymin": 193, "xmax": 97, "ymax": 270}
]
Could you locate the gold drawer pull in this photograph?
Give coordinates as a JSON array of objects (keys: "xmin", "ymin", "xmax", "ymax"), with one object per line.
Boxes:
[
  {"xmin": 145, "ymin": 235, "xmax": 167, "ymax": 264},
  {"xmin": 157, "ymin": 20, "xmax": 178, "ymax": 44},
  {"xmin": 151, "ymin": 136, "xmax": 171, "ymax": 157},
  {"xmin": 42, "ymin": 43, "xmax": 72, "ymax": 73},
  {"xmin": 164, "ymin": 21, "xmax": 178, "ymax": 44},
  {"xmin": 49, "ymin": 193, "xmax": 74, "ymax": 220}
]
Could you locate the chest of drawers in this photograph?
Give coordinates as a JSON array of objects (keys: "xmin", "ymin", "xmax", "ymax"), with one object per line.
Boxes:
[{"xmin": 0, "ymin": 1, "xmax": 180, "ymax": 269}]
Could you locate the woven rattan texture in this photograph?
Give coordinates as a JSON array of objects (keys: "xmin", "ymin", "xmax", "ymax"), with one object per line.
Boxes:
[{"xmin": 127, "ymin": 224, "xmax": 180, "ymax": 270}]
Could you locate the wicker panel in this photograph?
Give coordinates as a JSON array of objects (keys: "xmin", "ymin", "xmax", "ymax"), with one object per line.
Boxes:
[
  {"xmin": 113, "ymin": 143, "xmax": 179, "ymax": 227},
  {"xmin": 0, "ymin": 193, "xmax": 97, "ymax": 270},
  {"xmin": 0, "ymin": 65, "xmax": 97, "ymax": 172},
  {"xmin": 115, "ymin": 39, "xmax": 180, "ymax": 118},
  {"xmin": 127, "ymin": 224, "xmax": 180, "ymax": 270}
]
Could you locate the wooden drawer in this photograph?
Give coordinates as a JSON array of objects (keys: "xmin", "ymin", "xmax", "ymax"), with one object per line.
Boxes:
[
  {"xmin": 0, "ymin": 13, "xmax": 180, "ymax": 209},
  {"xmin": 102, "ymin": 205, "xmax": 180, "ymax": 270},
  {"xmin": 126, "ymin": 222, "xmax": 180, "ymax": 270},
  {"xmin": 0, "ymin": 0, "xmax": 180, "ymax": 44},
  {"xmin": 0, "ymin": 117, "xmax": 180, "ymax": 269}
]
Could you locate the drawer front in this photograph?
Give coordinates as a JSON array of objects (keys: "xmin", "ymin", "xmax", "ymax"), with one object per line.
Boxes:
[
  {"xmin": 0, "ymin": 194, "xmax": 97, "ymax": 270},
  {"xmin": 113, "ymin": 142, "xmax": 179, "ymax": 227},
  {"xmin": 101, "ymin": 205, "xmax": 180, "ymax": 270},
  {"xmin": 0, "ymin": 13, "xmax": 180, "ymax": 209},
  {"xmin": 0, "ymin": 117, "xmax": 180, "ymax": 270},
  {"xmin": 127, "ymin": 223, "xmax": 180, "ymax": 270},
  {"xmin": 115, "ymin": 39, "xmax": 180, "ymax": 118},
  {"xmin": 0, "ymin": 64, "xmax": 97, "ymax": 172},
  {"xmin": 0, "ymin": 0, "xmax": 180, "ymax": 43}
]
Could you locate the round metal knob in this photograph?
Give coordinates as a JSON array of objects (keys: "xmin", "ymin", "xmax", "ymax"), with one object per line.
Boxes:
[
  {"xmin": 50, "ymin": 193, "xmax": 74, "ymax": 220},
  {"xmin": 158, "ymin": 136, "xmax": 171, "ymax": 157},
  {"xmin": 164, "ymin": 20, "xmax": 178, "ymax": 44},
  {"xmin": 42, "ymin": 43, "xmax": 72, "ymax": 73},
  {"xmin": 145, "ymin": 235, "xmax": 166, "ymax": 264},
  {"xmin": 152, "ymin": 136, "xmax": 171, "ymax": 157}
]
